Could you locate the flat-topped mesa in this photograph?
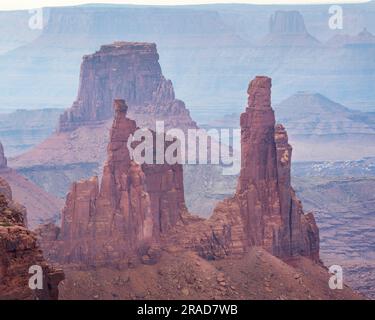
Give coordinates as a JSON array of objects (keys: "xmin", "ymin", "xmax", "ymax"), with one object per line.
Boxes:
[
  {"xmin": 191, "ymin": 76, "xmax": 319, "ymax": 262},
  {"xmin": 0, "ymin": 142, "xmax": 7, "ymax": 169},
  {"xmin": 270, "ymin": 11, "xmax": 307, "ymax": 35},
  {"xmin": 0, "ymin": 177, "xmax": 64, "ymax": 300},
  {"xmin": 49, "ymin": 100, "xmax": 186, "ymax": 266},
  {"xmin": 58, "ymin": 42, "xmax": 196, "ymax": 132},
  {"xmin": 262, "ymin": 11, "xmax": 320, "ymax": 47}
]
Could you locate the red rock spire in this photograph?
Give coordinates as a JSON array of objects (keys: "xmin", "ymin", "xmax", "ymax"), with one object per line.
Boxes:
[
  {"xmin": 236, "ymin": 76, "xmax": 319, "ymax": 259},
  {"xmin": 54, "ymin": 99, "xmax": 186, "ymax": 266},
  {"xmin": 191, "ymin": 76, "xmax": 319, "ymax": 261}
]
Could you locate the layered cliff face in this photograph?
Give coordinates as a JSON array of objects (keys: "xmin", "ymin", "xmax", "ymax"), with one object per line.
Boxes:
[
  {"xmin": 45, "ymin": 100, "xmax": 186, "ymax": 266},
  {"xmin": 0, "ymin": 177, "xmax": 64, "ymax": 300},
  {"xmin": 59, "ymin": 42, "xmax": 196, "ymax": 132},
  {"xmin": 172, "ymin": 77, "xmax": 319, "ymax": 262}
]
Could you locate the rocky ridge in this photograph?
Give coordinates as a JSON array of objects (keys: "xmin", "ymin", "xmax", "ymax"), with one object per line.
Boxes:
[{"xmin": 0, "ymin": 176, "xmax": 64, "ymax": 299}]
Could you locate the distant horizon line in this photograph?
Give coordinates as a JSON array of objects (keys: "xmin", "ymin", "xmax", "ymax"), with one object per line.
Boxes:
[{"xmin": 0, "ymin": 1, "xmax": 372, "ymax": 12}]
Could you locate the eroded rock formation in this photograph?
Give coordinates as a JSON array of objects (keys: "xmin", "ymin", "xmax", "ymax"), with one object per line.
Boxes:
[
  {"xmin": 0, "ymin": 177, "xmax": 64, "ymax": 300},
  {"xmin": 59, "ymin": 42, "xmax": 196, "ymax": 132},
  {"xmin": 170, "ymin": 76, "xmax": 319, "ymax": 262},
  {"xmin": 44, "ymin": 100, "xmax": 186, "ymax": 266},
  {"xmin": 41, "ymin": 77, "xmax": 319, "ymax": 272},
  {"xmin": 235, "ymin": 77, "xmax": 319, "ymax": 259}
]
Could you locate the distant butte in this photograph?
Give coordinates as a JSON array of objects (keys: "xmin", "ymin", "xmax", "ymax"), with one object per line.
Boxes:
[{"xmin": 59, "ymin": 41, "xmax": 196, "ymax": 132}]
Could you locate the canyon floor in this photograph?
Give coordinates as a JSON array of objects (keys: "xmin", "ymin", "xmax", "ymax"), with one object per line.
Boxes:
[{"xmin": 57, "ymin": 247, "xmax": 362, "ymax": 300}]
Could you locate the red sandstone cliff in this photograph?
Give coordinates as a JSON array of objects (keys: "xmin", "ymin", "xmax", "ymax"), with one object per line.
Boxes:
[
  {"xmin": 0, "ymin": 177, "xmax": 64, "ymax": 300},
  {"xmin": 58, "ymin": 42, "xmax": 196, "ymax": 133},
  {"xmin": 236, "ymin": 77, "xmax": 319, "ymax": 259},
  {"xmin": 43, "ymin": 100, "xmax": 186, "ymax": 266}
]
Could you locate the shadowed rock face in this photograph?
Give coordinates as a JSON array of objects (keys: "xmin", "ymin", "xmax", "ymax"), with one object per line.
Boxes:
[
  {"xmin": 58, "ymin": 42, "xmax": 196, "ymax": 132},
  {"xmin": 45, "ymin": 100, "xmax": 186, "ymax": 266},
  {"xmin": 0, "ymin": 177, "xmax": 64, "ymax": 300}
]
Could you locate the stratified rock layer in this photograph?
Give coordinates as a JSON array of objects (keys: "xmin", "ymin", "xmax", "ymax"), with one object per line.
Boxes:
[
  {"xmin": 59, "ymin": 42, "xmax": 196, "ymax": 132},
  {"xmin": 0, "ymin": 177, "xmax": 64, "ymax": 300},
  {"xmin": 46, "ymin": 100, "xmax": 186, "ymax": 266}
]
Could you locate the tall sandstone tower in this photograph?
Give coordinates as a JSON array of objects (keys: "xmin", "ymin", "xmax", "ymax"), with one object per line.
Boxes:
[
  {"xmin": 186, "ymin": 76, "xmax": 319, "ymax": 261},
  {"xmin": 236, "ymin": 76, "xmax": 319, "ymax": 259},
  {"xmin": 43, "ymin": 100, "xmax": 186, "ymax": 266}
]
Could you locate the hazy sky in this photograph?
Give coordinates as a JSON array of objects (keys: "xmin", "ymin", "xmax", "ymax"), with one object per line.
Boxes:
[{"xmin": 0, "ymin": 0, "xmax": 370, "ymax": 11}]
